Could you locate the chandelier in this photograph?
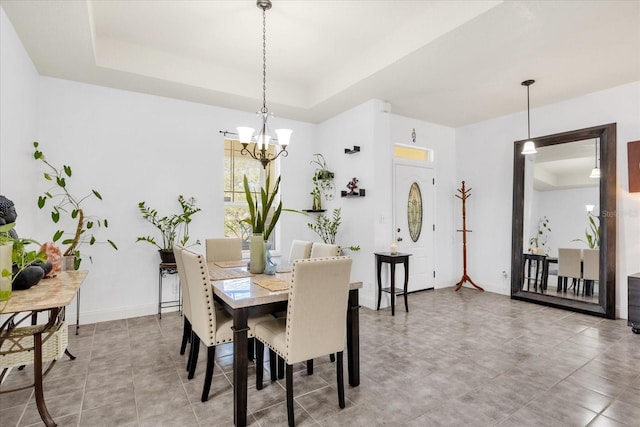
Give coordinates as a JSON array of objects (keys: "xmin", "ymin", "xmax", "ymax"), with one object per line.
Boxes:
[{"xmin": 220, "ymin": 0, "xmax": 291, "ymax": 169}]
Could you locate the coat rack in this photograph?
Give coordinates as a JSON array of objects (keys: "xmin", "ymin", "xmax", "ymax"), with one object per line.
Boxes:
[{"xmin": 455, "ymin": 181, "xmax": 483, "ymax": 292}]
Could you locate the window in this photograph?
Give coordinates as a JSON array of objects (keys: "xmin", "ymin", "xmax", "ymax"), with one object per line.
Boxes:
[{"xmin": 223, "ymin": 139, "xmax": 276, "ymax": 249}]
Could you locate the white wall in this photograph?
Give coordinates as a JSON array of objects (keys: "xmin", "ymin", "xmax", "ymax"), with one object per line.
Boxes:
[
  {"xmin": 457, "ymin": 81, "xmax": 640, "ymax": 318},
  {"xmin": 0, "ymin": 6, "xmax": 39, "ymax": 224}
]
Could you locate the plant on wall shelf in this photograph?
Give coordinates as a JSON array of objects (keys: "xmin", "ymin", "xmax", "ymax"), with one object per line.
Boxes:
[
  {"xmin": 528, "ymin": 215, "xmax": 551, "ymax": 255},
  {"xmin": 137, "ymin": 195, "xmax": 201, "ymax": 262},
  {"xmin": 310, "ymin": 153, "xmax": 335, "ymax": 208},
  {"xmin": 307, "ymin": 208, "xmax": 360, "ymax": 252},
  {"xmin": 573, "ymin": 212, "xmax": 600, "ymax": 249},
  {"xmin": 33, "ymin": 141, "xmax": 117, "ymax": 270}
]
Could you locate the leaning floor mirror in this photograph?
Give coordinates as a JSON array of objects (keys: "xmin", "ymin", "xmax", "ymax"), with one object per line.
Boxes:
[{"xmin": 511, "ymin": 123, "xmax": 616, "ymax": 318}]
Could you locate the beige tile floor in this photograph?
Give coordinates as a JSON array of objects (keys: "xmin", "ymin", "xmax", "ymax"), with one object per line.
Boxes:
[{"xmin": 1, "ymin": 287, "xmax": 639, "ymax": 426}]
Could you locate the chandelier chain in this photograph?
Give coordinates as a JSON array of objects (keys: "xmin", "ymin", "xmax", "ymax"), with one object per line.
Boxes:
[{"xmin": 261, "ymin": 6, "xmax": 268, "ymax": 114}]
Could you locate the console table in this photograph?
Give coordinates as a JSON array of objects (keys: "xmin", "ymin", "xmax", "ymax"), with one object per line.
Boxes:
[{"xmin": 375, "ymin": 252, "xmax": 412, "ymax": 316}]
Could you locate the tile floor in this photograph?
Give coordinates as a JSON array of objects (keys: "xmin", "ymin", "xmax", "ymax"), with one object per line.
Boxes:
[{"xmin": 1, "ymin": 287, "xmax": 639, "ymax": 426}]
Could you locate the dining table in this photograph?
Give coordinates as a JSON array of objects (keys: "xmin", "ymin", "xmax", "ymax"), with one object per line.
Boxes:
[
  {"xmin": 208, "ymin": 261, "xmax": 362, "ymax": 427},
  {"xmin": 1, "ymin": 270, "xmax": 87, "ymax": 427}
]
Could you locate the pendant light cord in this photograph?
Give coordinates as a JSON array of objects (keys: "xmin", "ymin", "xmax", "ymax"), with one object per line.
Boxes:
[
  {"xmin": 261, "ymin": 6, "xmax": 268, "ymax": 115},
  {"xmin": 526, "ymin": 85, "xmax": 531, "ymax": 139}
]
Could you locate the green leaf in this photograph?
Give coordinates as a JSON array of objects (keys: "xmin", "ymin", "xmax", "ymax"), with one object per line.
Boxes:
[
  {"xmin": 108, "ymin": 240, "xmax": 118, "ymax": 250},
  {"xmin": 56, "ymin": 177, "xmax": 66, "ymax": 188},
  {"xmin": 71, "ymin": 209, "xmax": 78, "ymax": 219},
  {"xmin": 37, "ymin": 196, "xmax": 46, "ymax": 209},
  {"xmin": 92, "ymin": 190, "xmax": 102, "ymax": 200},
  {"xmin": 87, "ymin": 221, "xmax": 93, "ymax": 229},
  {"xmin": 104, "ymin": 219, "xmax": 109, "ymax": 228},
  {"xmin": 53, "ymin": 230, "xmax": 64, "ymax": 241},
  {"xmin": 51, "ymin": 211, "xmax": 60, "ymax": 223},
  {"xmin": 89, "ymin": 235, "xmax": 96, "ymax": 245},
  {"xmin": 43, "ymin": 173, "xmax": 52, "ymax": 181},
  {"xmin": 63, "ymin": 165, "xmax": 72, "ymax": 177}
]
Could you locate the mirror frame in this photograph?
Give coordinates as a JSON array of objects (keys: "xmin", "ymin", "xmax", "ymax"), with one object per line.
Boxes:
[{"xmin": 511, "ymin": 123, "xmax": 616, "ymax": 319}]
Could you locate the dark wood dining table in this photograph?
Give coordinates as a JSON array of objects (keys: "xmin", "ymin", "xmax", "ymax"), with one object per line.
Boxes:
[
  {"xmin": 208, "ymin": 262, "xmax": 362, "ymax": 427},
  {"xmin": 1, "ymin": 270, "xmax": 87, "ymax": 427}
]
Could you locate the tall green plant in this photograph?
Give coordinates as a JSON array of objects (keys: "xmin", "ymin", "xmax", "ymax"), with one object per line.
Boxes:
[
  {"xmin": 573, "ymin": 213, "xmax": 600, "ymax": 248},
  {"xmin": 243, "ymin": 173, "xmax": 282, "ymax": 241},
  {"xmin": 308, "ymin": 208, "xmax": 342, "ymax": 244},
  {"xmin": 33, "ymin": 141, "xmax": 117, "ymax": 269}
]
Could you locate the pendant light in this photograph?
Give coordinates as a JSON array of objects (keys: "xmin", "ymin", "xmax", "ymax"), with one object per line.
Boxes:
[
  {"xmin": 220, "ymin": 0, "xmax": 291, "ymax": 169},
  {"xmin": 589, "ymin": 138, "xmax": 600, "ymax": 179},
  {"xmin": 521, "ymin": 79, "xmax": 537, "ymax": 155}
]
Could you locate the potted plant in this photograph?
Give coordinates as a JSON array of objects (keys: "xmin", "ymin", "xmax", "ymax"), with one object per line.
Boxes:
[
  {"xmin": 33, "ymin": 141, "xmax": 117, "ymax": 270},
  {"xmin": 243, "ymin": 173, "xmax": 282, "ymax": 273},
  {"xmin": 136, "ymin": 195, "xmax": 201, "ymax": 263},
  {"xmin": 307, "ymin": 208, "xmax": 360, "ymax": 252},
  {"xmin": 573, "ymin": 212, "xmax": 600, "ymax": 248},
  {"xmin": 528, "ymin": 215, "xmax": 551, "ymax": 255},
  {"xmin": 310, "ymin": 153, "xmax": 335, "ymax": 208}
]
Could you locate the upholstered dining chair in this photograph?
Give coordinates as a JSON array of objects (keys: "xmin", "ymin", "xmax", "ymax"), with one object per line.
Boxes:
[
  {"xmin": 288, "ymin": 240, "xmax": 312, "ymax": 263},
  {"xmin": 558, "ymin": 248, "xmax": 582, "ymax": 293},
  {"xmin": 309, "ymin": 242, "xmax": 340, "ymax": 258},
  {"xmin": 582, "ymin": 248, "xmax": 599, "ymax": 296},
  {"xmin": 254, "ymin": 256, "xmax": 352, "ymax": 426},
  {"xmin": 182, "ymin": 248, "xmax": 272, "ymax": 402},
  {"xmin": 173, "ymin": 246, "xmax": 192, "ymax": 365},
  {"xmin": 205, "ymin": 237, "xmax": 242, "ymax": 262}
]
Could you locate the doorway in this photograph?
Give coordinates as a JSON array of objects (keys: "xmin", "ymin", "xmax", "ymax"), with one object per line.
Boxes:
[{"xmin": 393, "ymin": 159, "xmax": 435, "ymax": 292}]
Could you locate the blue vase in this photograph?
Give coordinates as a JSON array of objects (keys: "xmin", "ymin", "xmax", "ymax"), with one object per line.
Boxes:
[{"xmin": 263, "ymin": 241, "xmax": 277, "ymax": 275}]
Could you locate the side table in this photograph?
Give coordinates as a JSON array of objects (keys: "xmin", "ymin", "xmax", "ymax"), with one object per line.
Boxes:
[
  {"xmin": 158, "ymin": 262, "xmax": 181, "ymax": 319},
  {"xmin": 375, "ymin": 252, "xmax": 412, "ymax": 316}
]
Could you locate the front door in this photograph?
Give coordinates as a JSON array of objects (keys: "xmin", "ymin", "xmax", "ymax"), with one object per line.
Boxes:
[{"xmin": 393, "ymin": 160, "xmax": 435, "ymax": 291}]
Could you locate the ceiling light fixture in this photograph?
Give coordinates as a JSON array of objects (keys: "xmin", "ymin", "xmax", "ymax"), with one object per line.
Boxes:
[
  {"xmin": 589, "ymin": 138, "xmax": 601, "ymax": 179},
  {"xmin": 219, "ymin": 0, "xmax": 291, "ymax": 169},
  {"xmin": 521, "ymin": 79, "xmax": 537, "ymax": 155}
]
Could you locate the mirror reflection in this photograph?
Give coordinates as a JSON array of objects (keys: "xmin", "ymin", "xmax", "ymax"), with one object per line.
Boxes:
[{"xmin": 521, "ymin": 138, "xmax": 601, "ymax": 302}]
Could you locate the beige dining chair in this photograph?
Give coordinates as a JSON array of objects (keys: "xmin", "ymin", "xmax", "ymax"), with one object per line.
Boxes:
[
  {"xmin": 582, "ymin": 248, "xmax": 599, "ymax": 296},
  {"xmin": 310, "ymin": 242, "xmax": 340, "ymax": 258},
  {"xmin": 205, "ymin": 237, "xmax": 242, "ymax": 262},
  {"xmin": 288, "ymin": 240, "xmax": 312, "ymax": 263},
  {"xmin": 173, "ymin": 245, "xmax": 195, "ymax": 372},
  {"xmin": 182, "ymin": 248, "xmax": 272, "ymax": 402},
  {"xmin": 254, "ymin": 256, "xmax": 352, "ymax": 426},
  {"xmin": 557, "ymin": 248, "xmax": 582, "ymax": 293}
]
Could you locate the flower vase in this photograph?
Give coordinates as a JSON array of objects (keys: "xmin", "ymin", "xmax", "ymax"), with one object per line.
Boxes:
[
  {"xmin": 0, "ymin": 242, "xmax": 13, "ymax": 311},
  {"xmin": 250, "ymin": 233, "xmax": 265, "ymax": 274},
  {"xmin": 263, "ymin": 241, "xmax": 277, "ymax": 275}
]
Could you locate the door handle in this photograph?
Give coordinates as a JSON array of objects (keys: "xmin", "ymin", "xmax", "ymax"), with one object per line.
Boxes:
[{"xmin": 397, "ymin": 237, "xmax": 403, "ymax": 242}]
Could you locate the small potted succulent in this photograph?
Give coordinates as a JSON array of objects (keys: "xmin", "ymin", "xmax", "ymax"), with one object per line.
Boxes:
[{"xmin": 136, "ymin": 195, "xmax": 201, "ymax": 263}]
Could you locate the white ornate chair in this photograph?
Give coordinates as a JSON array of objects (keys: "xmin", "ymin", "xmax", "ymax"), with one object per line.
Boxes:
[
  {"xmin": 205, "ymin": 237, "xmax": 242, "ymax": 262},
  {"xmin": 288, "ymin": 240, "xmax": 312, "ymax": 263},
  {"xmin": 309, "ymin": 242, "xmax": 340, "ymax": 258},
  {"xmin": 558, "ymin": 248, "xmax": 582, "ymax": 293},
  {"xmin": 182, "ymin": 248, "xmax": 271, "ymax": 402},
  {"xmin": 254, "ymin": 256, "xmax": 352, "ymax": 426}
]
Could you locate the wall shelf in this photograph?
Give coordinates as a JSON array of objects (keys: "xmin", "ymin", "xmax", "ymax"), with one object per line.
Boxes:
[
  {"xmin": 303, "ymin": 209, "xmax": 326, "ymax": 213},
  {"xmin": 344, "ymin": 145, "xmax": 361, "ymax": 154},
  {"xmin": 341, "ymin": 190, "xmax": 365, "ymax": 198}
]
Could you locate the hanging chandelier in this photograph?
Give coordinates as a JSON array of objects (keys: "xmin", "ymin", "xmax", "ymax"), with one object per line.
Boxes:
[
  {"xmin": 521, "ymin": 79, "xmax": 537, "ymax": 155},
  {"xmin": 220, "ymin": 0, "xmax": 291, "ymax": 169}
]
